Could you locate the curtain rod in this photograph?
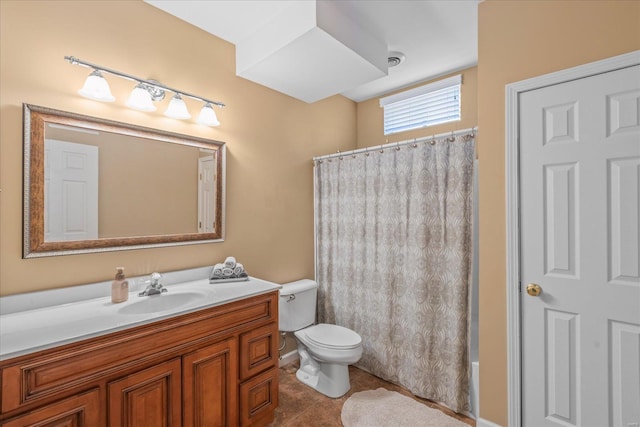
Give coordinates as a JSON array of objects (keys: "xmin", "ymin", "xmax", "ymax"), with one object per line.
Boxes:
[{"xmin": 313, "ymin": 126, "xmax": 478, "ymax": 162}]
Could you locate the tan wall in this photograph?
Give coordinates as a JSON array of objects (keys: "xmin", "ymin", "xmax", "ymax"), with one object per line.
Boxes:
[
  {"xmin": 98, "ymin": 135, "xmax": 199, "ymax": 237},
  {"xmin": 356, "ymin": 67, "xmax": 477, "ymax": 148},
  {"xmin": 0, "ymin": 0, "xmax": 357, "ymax": 296},
  {"xmin": 477, "ymin": 1, "xmax": 640, "ymax": 425}
]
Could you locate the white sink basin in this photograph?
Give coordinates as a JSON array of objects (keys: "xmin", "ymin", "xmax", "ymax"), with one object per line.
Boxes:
[{"xmin": 118, "ymin": 291, "xmax": 207, "ymax": 315}]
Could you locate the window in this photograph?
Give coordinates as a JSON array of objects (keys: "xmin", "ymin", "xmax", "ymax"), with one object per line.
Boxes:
[{"xmin": 380, "ymin": 74, "xmax": 461, "ymax": 135}]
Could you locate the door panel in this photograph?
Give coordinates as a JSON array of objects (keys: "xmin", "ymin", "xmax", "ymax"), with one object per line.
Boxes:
[
  {"xmin": 183, "ymin": 338, "xmax": 237, "ymax": 427},
  {"xmin": 545, "ymin": 309, "xmax": 578, "ymax": 425},
  {"xmin": 543, "ymin": 163, "xmax": 578, "ymax": 277},
  {"xmin": 610, "ymin": 321, "xmax": 640, "ymax": 426},
  {"xmin": 108, "ymin": 359, "xmax": 182, "ymax": 427},
  {"xmin": 520, "ymin": 64, "xmax": 640, "ymax": 427},
  {"xmin": 608, "ymin": 157, "xmax": 639, "ymax": 285}
]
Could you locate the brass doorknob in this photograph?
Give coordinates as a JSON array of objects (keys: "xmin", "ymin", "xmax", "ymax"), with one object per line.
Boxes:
[{"xmin": 526, "ymin": 283, "xmax": 542, "ymax": 296}]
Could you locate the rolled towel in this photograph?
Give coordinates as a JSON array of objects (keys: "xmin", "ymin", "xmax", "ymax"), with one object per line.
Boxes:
[
  {"xmin": 222, "ymin": 267, "xmax": 234, "ymax": 277},
  {"xmin": 233, "ymin": 263, "xmax": 245, "ymax": 277},
  {"xmin": 224, "ymin": 256, "xmax": 236, "ymax": 269},
  {"xmin": 210, "ymin": 263, "xmax": 224, "ymax": 279}
]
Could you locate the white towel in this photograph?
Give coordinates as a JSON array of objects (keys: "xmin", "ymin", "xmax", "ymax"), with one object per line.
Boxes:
[
  {"xmin": 224, "ymin": 256, "xmax": 236, "ymax": 269},
  {"xmin": 233, "ymin": 263, "xmax": 245, "ymax": 277},
  {"xmin": 210, "ymin": 258, "xmax": 248, "ymax": 281},
  {"xmin": 210, "ymin": 263, "xmax": 224, "ymax": 279}
]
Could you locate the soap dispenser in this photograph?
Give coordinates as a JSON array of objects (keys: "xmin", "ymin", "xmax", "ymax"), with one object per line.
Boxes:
[{"xmin": 111, "ymin": 267, "xmax": 129, "ymax": 303}]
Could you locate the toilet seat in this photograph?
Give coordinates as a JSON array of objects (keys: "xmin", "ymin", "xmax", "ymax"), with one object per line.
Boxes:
[{"xmin": 303, "ymin": 323, "xmax": 361, "ymax": 350}]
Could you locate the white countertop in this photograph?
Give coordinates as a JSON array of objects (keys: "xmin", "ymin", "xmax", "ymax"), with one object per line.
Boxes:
[{"xmin": 0, "ymin": 277, "xmax": 281, "ymax": 361}]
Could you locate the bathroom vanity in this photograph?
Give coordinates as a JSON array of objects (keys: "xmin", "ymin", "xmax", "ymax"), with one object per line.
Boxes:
[{"xmin": 0, "ymin": 277, "xmax": 280, "ymax": 427}]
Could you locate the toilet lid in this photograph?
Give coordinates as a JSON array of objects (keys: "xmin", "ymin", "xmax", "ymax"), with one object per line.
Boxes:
[{"xmin": 304, "ymin": 324, "xmax": 362, "ymax": 349}]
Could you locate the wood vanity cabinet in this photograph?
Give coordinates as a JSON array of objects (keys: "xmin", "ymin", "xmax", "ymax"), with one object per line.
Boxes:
[{"xmin": 0, "ymin": 291, "xmax": 279, "ymax": 427}]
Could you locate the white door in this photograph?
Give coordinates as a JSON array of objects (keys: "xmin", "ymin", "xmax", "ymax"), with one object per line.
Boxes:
[
  {"xmin": 45, "ymin": 139, "xmax": 99, "ymax": 241},
  {"xmin": 197, "ymin": 154, "xmax": 216, "ymax": 233},
  {"xmin": 520, "ymin": 64, "xmax": 640, "ymax": 427}
]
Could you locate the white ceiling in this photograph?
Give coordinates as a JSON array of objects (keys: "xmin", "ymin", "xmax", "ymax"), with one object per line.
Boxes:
[{"xmin": 145, "ymin": 0, "xmax": 478, "ymax": 103}]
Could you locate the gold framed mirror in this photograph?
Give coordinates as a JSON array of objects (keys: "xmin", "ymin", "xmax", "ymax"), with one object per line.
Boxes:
[{"xmin": 23, "ymin": 104, "xmax": 226, "ymax": 258}]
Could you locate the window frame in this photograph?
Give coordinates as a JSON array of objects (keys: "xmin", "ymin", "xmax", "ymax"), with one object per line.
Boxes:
[{"xmin": 380, "ymin": 74, "xmax": 462, "ymax": 136}]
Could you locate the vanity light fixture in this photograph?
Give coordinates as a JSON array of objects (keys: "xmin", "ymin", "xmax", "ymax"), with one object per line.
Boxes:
[
  {"xmin": 65, "ymin": 56, "xmax": 224, "ymax": 126},
  {"xmin": 197, "ymin": 102, "xmax": 220, "ymax": 127},
  {"xmin": 164, "ymin": 94, "xmax": 191, "ymax": 119},
  {"xmin": 126, "ymin": 83, "xmax": 157, "ymax": 112},
  {"xmin": 78, "ymin": 70, "xmax": 115, "ymax": 102}
]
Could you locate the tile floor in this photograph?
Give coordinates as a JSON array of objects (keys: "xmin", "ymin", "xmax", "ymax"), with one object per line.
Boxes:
[{"xmin": 267, "ymin": 362, "xmax": 475, "ymax": 426}]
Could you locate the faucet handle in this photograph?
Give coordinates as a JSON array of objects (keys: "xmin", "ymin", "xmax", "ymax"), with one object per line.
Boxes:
[
  {"xmin": 138, "ymin": 272, "xmax": 167, "ymax": 296},
  {"xmin": 149, "ymin": 272, "xmax": 162, "ymax": 288}
]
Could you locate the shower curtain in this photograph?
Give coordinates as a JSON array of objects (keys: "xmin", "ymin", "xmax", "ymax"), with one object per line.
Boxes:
[{"xmin": 315, "ymin": 133, "xmax": 475, "ymax": 413}]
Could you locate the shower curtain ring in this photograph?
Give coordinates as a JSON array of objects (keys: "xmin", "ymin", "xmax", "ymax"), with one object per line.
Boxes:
[
  {"xmin": 412, "ymin": 138, "xmax": 418, "ymax": 148},
  {"xmin": 430, "ymin": 135, "xmax": 436, "ymax": 146},
  {"xmin": 379, "ymin": 144, "xmax": 384, "ymax": 154},
  {"xmin": 396, "ymin": 141, "xmax": 401, "ymax": 151}
]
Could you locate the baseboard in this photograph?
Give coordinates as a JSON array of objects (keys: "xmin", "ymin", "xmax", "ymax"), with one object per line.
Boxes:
[
  {"xmin": 279, "ymin": 349, "xmax": 298, "ymax": 367},
  {"xmin": 476, "ymin": 417, "xmax": 502, "ymax": 427}
]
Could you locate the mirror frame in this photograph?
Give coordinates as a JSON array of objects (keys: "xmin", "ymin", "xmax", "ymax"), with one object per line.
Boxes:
[{"xmin": 23, "ymin": 104, "xmax": 226, "ymax": 258}]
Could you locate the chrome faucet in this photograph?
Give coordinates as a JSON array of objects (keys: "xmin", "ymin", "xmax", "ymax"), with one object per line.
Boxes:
[{"xmin": 138, "ymin": 272, "xmax": 168, "ymax": 296}]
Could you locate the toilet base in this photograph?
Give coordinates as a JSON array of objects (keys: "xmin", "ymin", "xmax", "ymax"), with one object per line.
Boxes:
[{"xmin": 296, "ymin": 346, "xmax": 351, "ymax": 398}]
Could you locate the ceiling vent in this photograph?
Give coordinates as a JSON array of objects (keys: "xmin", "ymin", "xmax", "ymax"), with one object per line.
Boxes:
[{"xmin": 388, "ymin": 52, "xmax": 406, "ymax": 68}]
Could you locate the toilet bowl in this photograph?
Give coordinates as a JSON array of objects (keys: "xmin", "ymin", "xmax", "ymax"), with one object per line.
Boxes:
[{"xmin": 279, "ymin": 280, "xmax": 363, "ymax": 398}]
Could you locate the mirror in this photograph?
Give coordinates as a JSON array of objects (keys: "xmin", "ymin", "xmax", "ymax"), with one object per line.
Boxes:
[{"xmin": 23, "ymin": 104, "xmax": 226, "ymax": 258}]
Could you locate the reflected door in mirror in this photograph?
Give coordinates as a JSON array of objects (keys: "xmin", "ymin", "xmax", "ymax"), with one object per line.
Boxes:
[{"xmin": 45, "ymin": 139, "xmax": 99, "ymax": 241}]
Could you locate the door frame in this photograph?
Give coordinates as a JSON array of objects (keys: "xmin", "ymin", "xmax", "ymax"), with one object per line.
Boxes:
[{"xmin": 505, "ymin": 50, "xmax": 640, "ymax": 427}]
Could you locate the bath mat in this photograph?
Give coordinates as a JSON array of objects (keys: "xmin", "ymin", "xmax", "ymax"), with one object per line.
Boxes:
[{"xmin": 341, "ymin": 388, "xmax": 468, "ymax": 427}]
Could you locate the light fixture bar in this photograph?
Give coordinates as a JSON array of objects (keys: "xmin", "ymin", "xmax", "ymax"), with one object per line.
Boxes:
[{"xmin": 65, "ymin": 55, "xmax": 225, "ymax": 108}]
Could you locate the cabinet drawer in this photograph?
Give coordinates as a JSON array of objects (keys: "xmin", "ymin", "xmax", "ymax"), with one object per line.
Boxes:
[
  {"xmin": 239, "ymin": 323, "xmax": 278, "ymax": 381},
  {"xmin": 0, "ymin": 388, "xmax": 101, "ymax": 427},
  {"xmin": 239, "ymin": 368, "xmax": 278, "ymax": 427}
]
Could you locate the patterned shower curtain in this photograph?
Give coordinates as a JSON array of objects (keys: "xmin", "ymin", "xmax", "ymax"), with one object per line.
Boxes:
[{"xmin": 315, "ymin": 133, "xmax": 475, "ymax": 413}]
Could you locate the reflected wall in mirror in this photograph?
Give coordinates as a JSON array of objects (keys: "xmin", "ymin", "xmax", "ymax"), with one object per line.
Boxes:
[{"xmin": 23, "ymin": 104, "xmax": 226, "ymax": 258}]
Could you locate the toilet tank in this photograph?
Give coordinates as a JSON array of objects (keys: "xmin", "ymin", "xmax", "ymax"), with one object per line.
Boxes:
[{"xmin": 279, "ymin": 279, "xmax": 318, "ymax": 332}]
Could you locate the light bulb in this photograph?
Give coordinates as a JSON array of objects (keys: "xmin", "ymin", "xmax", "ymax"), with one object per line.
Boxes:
[
  {"xmin": 78, "ymin": 70, "xmax": 115, "ymax": 102},
  {"xmin": 197, "ymin": 103, "xmax": 220, "ymax": 127},
  {"xmin": 126, "ymin": 83, "xmax": 156, "ymax": 112},
  {"xmin": 164, "ymin": 94, "xmax": 191, "ymax": 119}
]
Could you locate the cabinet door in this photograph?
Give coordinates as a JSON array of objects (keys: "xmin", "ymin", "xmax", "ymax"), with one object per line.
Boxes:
[
  {"xmin": 182, "ymin": 338, "xmax": 238, "ymax": 427},
  {"xmin": 239, "ymin": 323, "xmax": 278, "ymax": 381},
  {"xmin": 239, "ymin": 368, "xmax": 278, "ymax": 427},
  {"xmin": 1, "ymin": 388, "xmax": 101, "ymax": 427},
  {"xmin": 108, "ymin": 358, "xmax": 181, "ymax": 427}
]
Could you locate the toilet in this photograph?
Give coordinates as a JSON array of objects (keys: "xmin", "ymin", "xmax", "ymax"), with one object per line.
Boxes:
[{"xmin": 279, "ymin": 279, "xmax": 362, "ymax": 398}]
